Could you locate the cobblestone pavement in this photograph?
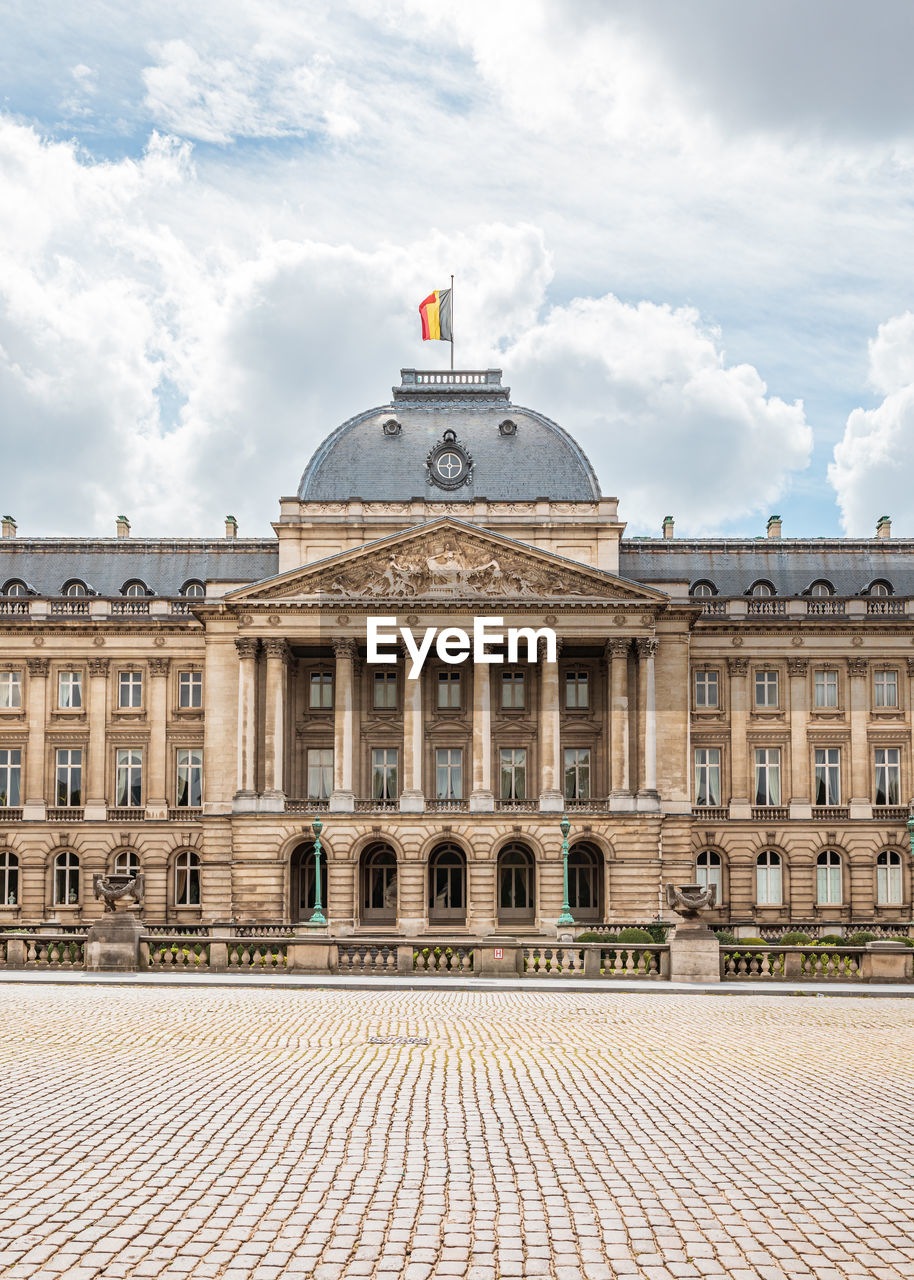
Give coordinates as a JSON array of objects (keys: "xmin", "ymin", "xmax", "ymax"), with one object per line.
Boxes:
[{"xmin": 1, "ymin": 988, "xmax": 913, "ymax": 1280}]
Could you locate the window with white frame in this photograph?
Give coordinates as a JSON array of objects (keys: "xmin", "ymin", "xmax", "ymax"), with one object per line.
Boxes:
[
  {"xmin": 874, "ymin": 669, "xmax": 898, "ymax": 708},
  {"xmin": 114, "ymin": 850, "xmax": 140, "ymax": 876},
  {"xmin": 754, "ymin": 748, "xmax": 781, "ymax": 806},
  {"xmin": 54, "ymin": 850, "xmax": 80, "ymax": 904},
  {"xmin": 0, "ymin": 851, "xmax": 18, "ymax": 905},
  {"xmin": 124, "ymin": 581, "xmax": 148, "ymax": 598},
  {"xmin": 694, "ymin": 669, "xmax": 719, "ymax": 709},
  {"xmin": 756, "ymin": 850, "xmax": 782, "ymax": 905},
  {"xmin": 500, "ymin": 747, "xmax": 527, "ymax": 800},
  {"xmin": 816, "ymin": 850, "xmax": 842, "ymax": 905},
  {"xmin": 175, "ymin": 749, "xmax": 202, "ymax": 807},
  {"xmin": 696, "ymin": 850, "xmax": 722, "ymax": 899},
  {"xmin": 182, "ymin": 581, "xmax": 205, "ymax": 598},
  {"xmin": 875, "ymin": 747, "xmax": 901, "ymax": 806},
  {"xmin": 501, "ymin": 670, "xmax": 525, "ymax": 709},
  {"xmin": 3, "ymin": 581, "xmax": 28, "ymax": 597},
  {"xmin": 307, "ymin": 748, "xmax": 333, "ymax": 800},
  {"xmin": 437, "ymin": 671, "xmax": 461, "ymax": 709},
  {"xmin": 0, "ymin": 749, "xmax": 21, "ymax": 807},
  {"xmin": 178, "ymin": 671, "xmax": 203, "ymax": 708},
  {"xmin": 58, "ymin": 670, "xmax": 82, "ymax": 708},
  {"xmin": 565, "ymin": 671, "xmax": 589, "ymax": 709},
  {"xmin": 877, "ymin": 850, "xmax": 903, "ymax": 906},
  {"xmin": 0, "ymin": 670, "xmax": 21, "ymax": 709},
  {"xmin": 694, "ymin": 748, "xmax": 721, "ymax": 806},
  {"xmin": 118, "ymin": 670, "xmax": 143, "ymax": 708},
  {"xmin": 64, "ymin": 582, "xmax": 88, "ymax": 597},
  {"xmin": 115, "ymin": 749, "xmax": 143, "ymax": 807},
  {"xmin": 373, "ymin": 671, "xmax": 397, "ymax": 709},
  {"xmin": 435, "ymin": 748, "xmax": 463, "ymax": 800},
  {"xmin": 814, "ymin": 669, "xmax": 838, "ymax": 708},
  {"xmin": 309, "ymin": 672, "xmax": 333, "ymax": 709},
  {"xmin": 55, "ymin": 748, "xmax": 82, "ymax": 806},
  {"xmin": 814, "ymin": 748, "xmax": 841, "ymax": 806},
  {"xmin": 371, "ymin": 748, "xmax": 398, "ymax": 801},
  {"xmin": 751, "ymin": 582, "xmax": 773, "ymax": 597},
  {"xmin": 755, "ymin": 670, "xmax": 779, "ymax": 708},
  {"xmin": 564, "ymin": 747, "xmax": 591, "ymax": 800},
  {"xmin": 174, "ymin": 850, "xmax": 201, "ymax": 906}
]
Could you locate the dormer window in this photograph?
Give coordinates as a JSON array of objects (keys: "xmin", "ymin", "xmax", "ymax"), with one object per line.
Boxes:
[
  {"xmin": 498, "ymin": 419, "xmax": 517, "ymax": 436},
  {"xmin": 749, "ymin": 581, "xmax": 775, "ymax": 597},
  {"xmin": 123, "ymin": 580, "xmax": 150, "ymax": 597},
  {"xmin": 868, "ymin": 580, "xmax": 893, "ymax": 597},
  {"xmin": 182, "ymin": 581, "xmax": 205, "ymax": 598},
  {"xmin": 1, "ymin": 580, "xmax": 28, "ymax": 597},
  {"xmin": 809, "ymin": 580, "xmax": 833, "ymax": 597},
  {"xmin": 691, "ymin": 582, "xmax": 716, "ymax": 598},
  {"xmin": 381, "ymin": 418, "xmax": 401, "ymax": 437},
  {"xmin": 63, "ymin": 581, "xmax": 88, "ymax": 597}
]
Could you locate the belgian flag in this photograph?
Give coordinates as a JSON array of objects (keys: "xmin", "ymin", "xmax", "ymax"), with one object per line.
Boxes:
[{"xmin": 419, "ymin": 288, "xmax": 453, "ymax": 342}]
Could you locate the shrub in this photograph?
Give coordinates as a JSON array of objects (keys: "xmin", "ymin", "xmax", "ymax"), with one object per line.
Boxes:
[
  {"xmin": 818, "ymin": 934, "xmax": 845, "ymax": 947},
  {"xmin": 614, "ymin": 927, "xmax": 654, "ymax": 944},
  {"xmin": 644, "ymin": 923, "xmax": 670, "ymax": 943},
  {"xmin": 888, "ymin": 936, "xmax": 914, "ymax": 947},
  {"xmin": 714, "ymin": 930, "xmax": 737, "ymax": 945},
  {"xmin": 574, "ymin": 931, "xmax": 605, "ymax": 942},
  {"xmin": 780, "ymin": 931, "xmax": 814, "ymax": 945},
  {"xmin": 735, "ymin": 937, "xmax": 767, "ymax": 946},
  {"xmin": 847, "ymin": 931, "xmax": 878, "ymax": 947}
]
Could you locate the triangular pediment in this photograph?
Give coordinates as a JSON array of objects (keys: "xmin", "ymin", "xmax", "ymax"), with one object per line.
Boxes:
[{"xmin": 228, "ymin": 519, "xmax": 668, "ymax": 604}]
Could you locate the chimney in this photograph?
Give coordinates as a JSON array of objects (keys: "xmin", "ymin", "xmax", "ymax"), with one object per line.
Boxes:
[
  {"xmin": 767, "ymin": 515, "xmax": 782, "ymax": 538},
  {"xmin": 225, "ymin": 515, "xmax": 239, "ymax": 538},
  {"xmin": 1, "ymin": 515, "xmax": 16, "ymax": 538},
  {"xmin": 662, "ymin": 516, "xmax": 674, "ymax": 539},
  {"xmin": 116, "ymin": 515, "xmax": 130, "ymax": 538},
  {"xmin": 877, "ymin": 515, "xmax": 892, "ymax": 539}
]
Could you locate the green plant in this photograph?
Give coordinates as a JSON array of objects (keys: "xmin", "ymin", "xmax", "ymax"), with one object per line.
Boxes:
[
  {"xmin": 734, "ymin": 936, "xmax": 767, "ymax": 946},
  {"xmin": 847, "ymin": 930, "xmax": 878, "ymax": 947},
  {"xmin": 818, "ymin": 934, "xmax": 844, "ymax": 946},
  {"xmin": 614, "ymin": 927, "xmax": 654, "ymax": 944},
  {"xmin": 714, "ymin": 930, "xmax": 737, "ymax": 945},
  {"xmin": 780, "ymin": 931, "xmax": 814, "ymax": 945},
  {"xmin": 574, "ymin": 931, "xmax": 606, "ymax": 942},
  {"xmin": 888, "ymin": 936, "xmax": 914, "ymax": 947}
]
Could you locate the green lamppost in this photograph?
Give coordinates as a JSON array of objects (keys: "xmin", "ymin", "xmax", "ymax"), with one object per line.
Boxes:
[
  {"xmin": 907, "ymin": 813, "xmax": 914, "ymax": 862},
  {"xmin": 557, "ymin": 814, "xmax": 575, "ymax": 928},
  {"xmin": 307, "ymin": 817, "xmax": 327, "ymax": 928}
]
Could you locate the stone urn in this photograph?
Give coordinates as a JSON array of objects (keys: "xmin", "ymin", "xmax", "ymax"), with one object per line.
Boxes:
[
  {"xmin": 85, "ymin": 872, "xmax": 145, "ymax": 971},
  {"xmin": 665, "ymin": 882, "xmax": 720, "ymax": 984}
]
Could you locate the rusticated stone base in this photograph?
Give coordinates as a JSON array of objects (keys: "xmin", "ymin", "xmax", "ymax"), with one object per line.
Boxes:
[
  {"xmin": 85, "ymin": 912, "xmax": 143, "ymax": 972},
  {"xmin": 669, "ymin": 922, "xmax": 721, "ymax": 984}
]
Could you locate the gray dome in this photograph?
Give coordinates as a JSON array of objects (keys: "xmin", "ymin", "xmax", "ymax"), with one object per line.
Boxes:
[{"xmin": 297, "ymin": 369, "xmax": 601, "ymax": 502}]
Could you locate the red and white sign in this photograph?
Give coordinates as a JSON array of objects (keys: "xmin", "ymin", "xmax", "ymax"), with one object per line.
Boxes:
[{"xmin": 493, "ymin": 947, "xmax": 504, "ymax": 959}]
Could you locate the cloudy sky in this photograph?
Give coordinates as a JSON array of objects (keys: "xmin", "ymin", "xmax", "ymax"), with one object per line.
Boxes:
[{"xmin": 3, "ymin": 0, "xmax": 914, "ymax": 539}]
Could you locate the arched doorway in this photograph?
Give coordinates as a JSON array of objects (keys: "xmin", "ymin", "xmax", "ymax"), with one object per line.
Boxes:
[
  {"xmin": 497, "ymin": 842, "xmax": 535, "ymax": 925},
  {"xmin": 568, "ymin": 842, "xmax": 603, "ymax": 922},
  {"xmin": 360, "ymin": 842, "xmax": 398, "ymax": 926},
  {"xmin": 290, "ymin": 842, "xmax": 327, "ymax": 924},
  {"xmin": 428, "ymin": 843, "xmax": 467, "ymax": 924}
]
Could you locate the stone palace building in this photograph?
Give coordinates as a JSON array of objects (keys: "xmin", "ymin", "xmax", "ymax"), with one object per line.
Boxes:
[{"xmin": 1, "ymin": 368, "xmax": 912, "ymax": 935}]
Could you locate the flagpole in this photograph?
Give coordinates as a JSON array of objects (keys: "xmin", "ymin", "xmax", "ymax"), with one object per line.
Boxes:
[{"xmin": 450, "ymin": 273, "xmax": 454, "ymax": 370}]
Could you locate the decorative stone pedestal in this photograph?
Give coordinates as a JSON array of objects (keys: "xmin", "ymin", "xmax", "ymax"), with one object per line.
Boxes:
[
  {"xmin": 85, "ymin": 912, "xmax": 144, "ymax": 972},
  {"xmin": 668, "ymin": 922, "xmax": 721, "ymax": 984}
]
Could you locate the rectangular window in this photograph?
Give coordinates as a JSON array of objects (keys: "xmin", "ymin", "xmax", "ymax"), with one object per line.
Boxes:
[
  {"xmin": 501, "ymin": 671, "xmax": 525, "ymax": 709},
  {"xmin": 0, "ymin": 749, "xmax": 21, "ymax": 806},
  {"xmin": 694, "ymin": 748, "xmax": 721, "ymax": 807},
  {"xmin": 694, "ymin": 670, "xmax": 719, "ymax": 709},
  {"xmin": 309, "ymin": 672, "xmax": 333, "ymax": 709},
  {"xmin": 0, "ymin": 671, "xmax": 22, "ymax": 709},
  {"xmin": 878, "ymin": 857, "xmax": 903, "ymax": 906},
  {"xmin": 814, "ymin": 748, "xmax": 841, "ymax": 806},
  {"xmin": 373, "ymin": 671, "xmax": 397, "ymax": 709},
  {"xmin": 814, "ymin": 669, "xmax": 838, "ymax": 708},
  {"xmin": 755, "ymin": 670, "xmax": 779, "ymax": 708},
  {"xmin": 500, "ymin": 747, "xmax": 527, "ymax": 801},
  {"xmin": 176, "ymin": 749, "xmax": 202, "ymax": 807},
  {"xmin": 756, "ymin": 858, "xmax": 782, "ymax": 906},
  {"xmin": 58, "ymin": 670, "xmax": 82, "ymax": 709},
  {"xmin": 115, "ymin": 749, "xmax": 143, "ymax": 807},
  {"xmin": 437, "ymin": 671, "xmax": 461, "ymax": 709},
  {"xmin": 371, "ymin": 748, "xmax": 398, "ymax": 801},
  {"xmin": 817, "ymin": 858, "xmax": 842, "ymax": 906},
  {"xmin": 754, "ymin": 748, "xmax": 781, "ymax": 806},
  {"xmin": 435, "ymin": 748, "xmax": 463, "ymax": 799},
  {"xmin": 875, "ymin": 748, "xmax": 901, "ymax": 806},
  {"xmin": 565, "ymin": 672, "xmax": 589, "ymax": 709},
  {"xmin": 178, "ymin": 671, "xmax": 203, "ymax": 708},
  {"xmin": 118, "ymin": 671, "xmax": 143, "ymax": 708},
  {"xmin": 55, "ymin": 748, "xmax": 82, "ymax": 806},
  {"xmin": 874, "ymin": 669, "xmax": 898, "ymax": 709},
  {"xmin": 307, "ymin": 748, "xmax": 333, "ymax": 800},
  {"xmin": 564, "ymin": 747, "xmax": 591, "ymax": 800}
]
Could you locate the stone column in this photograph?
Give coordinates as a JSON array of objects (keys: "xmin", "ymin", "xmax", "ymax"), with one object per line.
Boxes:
[
  {"xmin": 469, "ymin": 663, "xmax": 494, "ymax": 812},
  {"xmin": 607, "ymin": 639, "xmax": 633, "ymax": 812},
  {"xmin": 636, "ymin": 637, "xmax": 660, "ymax": 812},
  {"xmin": 728, "ymin": 656, "xmax": 751, "ymax": 819},
  {"xmin": 848, "ymin": 657, "xmax": 872, "ymax": 818},
  {"xmin": 83, "ymin": 658, "xmax": 109, "ymax": 822},
  {"xmin": 23, "ymin": 657, "xmax": 48, "ymax": 820},
  {"xmin": 787, "ymin": 657, "xmax": 811, "ymax": 820},
  {"xmin": 232, "ymin": 638, "xmax": 258, "ymax": 811},
  {"xmin": 262, "ymin": 639, "xmax": 289, "ymax": 813},
  {"xmin": 330, "ymin": 639, "xmax": 357, "ymax": 812},
  {"xmin": 538, "ymin": 637, "xmax": 563, "ymax": 812},
  {"xmin": 400, "ymin": 650, "xmax": 425, "ymax": 813},
  {"xmin": 145, "ymin": 657, "xmax": 170, "ymax": 820}
]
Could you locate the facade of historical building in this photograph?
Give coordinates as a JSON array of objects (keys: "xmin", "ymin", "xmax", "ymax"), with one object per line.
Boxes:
[{"xmin": 1, "ymin": 368, "xmax": 912, "ymax": 934}]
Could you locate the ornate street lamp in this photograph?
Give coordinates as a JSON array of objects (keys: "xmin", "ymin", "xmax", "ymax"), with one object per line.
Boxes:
[
  {"xmin": 557, "ymin": 813, "xmax": 575, "ymax": 928},
  {"xmin": 307, "ymin": 817, "xmax": 327, "ymax": 928},
  {"xmin": 907, "ymin": 812, "xmax": 914, "ymax": 862}
]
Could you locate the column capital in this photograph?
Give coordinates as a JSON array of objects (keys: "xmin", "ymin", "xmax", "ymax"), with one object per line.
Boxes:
[
  {"xmin": 605, "ymin": 637, "xmax": 630, "ymax": 660},
  {"xmin": 727, "ymin": 656, "xmax": 749, "ymax": 676},
  {"xmin": 235, "ymin": 637, "xmax": 259, "ymax": 660},
  {"xmin": 332, "ymin": 638, "xmax": 358, "ymax": 661},
  {"xmin": 264, "ymin": 638, "xmax": 290, "ymax": 663},
  {"xmin": 537, "ymin": 635, "xmax": 563, "ymax": 661},
  {"xmin": 787, "ymin": 657, "xmax": 808, "ymax": 677},
  {"xmin": 906, "ymin": 656, "xmax": 914, "ymax": 677},
  {"xmin": 26, "ymin": 657, "xmax": 49, "ymax": 678},
  {"xmin": 635, "ymin": 636, "xmax": 658, "ymax": 660},
  {"xmin": 148, "ymin": 657, "xmax": 170, "ymax": 678},
  {"xmin": 87, "ymin": 657, "xmax": 110, "ymax": 678},
  {"xmin": 847, "ymin": 657, "xmax": 868, "ymax": 677}
]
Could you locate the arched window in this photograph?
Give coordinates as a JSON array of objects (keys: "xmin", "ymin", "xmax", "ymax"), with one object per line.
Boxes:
[
  {"xmin": 749, "ymin": 581, "xmax": 775, "ymax": 598},
  {"xmin": 497, "ymin": 843, "xmax": 535, "ymax": 924},
  {"xmin": 54, "ymin": 851, "xmax": 80, "ymax": 905},
  {"xmin": 877, "ymin": 850, "xmax": 903, "ymax": 906},
  {"xmin": 816, "ymin": 850, "xmax": 842, "ymax": 905},
  {"xmin": 62, "ymin": 581, "xmax": 88, "ymax": 597},
  {"xmin": 0, "ymin": 851, "xmax": 18, "ymax": 905},
  {"xmin": 756, "ymin": 851, "xmax": 782, "ymax": 906},
  {"xmin": 123, "ymin": 581, "xmax": 149, "ymax": 597},
  {"xmin": 2, "ymin": 580, "xmax": 28, "ymax": 597},
  {"xmin": 290, "ymin": 842, "xmax": 327, "ymax": 924},
  {"xmin": 568, "ymin": 842, "xmax": 602, "ymax": 921},
  {"xmin": 428, "ymin": 843, "xmax": 467, "ymax": 923},
  {"xmin": 114, "ymin": 850, "xmax": 140, "ymax": 877},
  {"xmin": 182, "ymin": 581, "xmax": 205, "ymax": 598},
  {"xmin": 690, "ymin": 582, "xmax": 715, "ymax": 598},
  {"xmin": 809, "ymin": 580, "xmax": 833, "ymax": 597},
  {"xmin": 696, "ymin": 850, "xmax": 722, "ymax": 901},
  {"xmin": 174, "ymin": 850, "xmax": 201, "ymax": 906},
  {"xmin": 360, "ymin": 843, "xmax": 397, "ymax": 925},
  {"xmin": 868, "ymin": 581, "xmax": 893, "ymax": 597}
]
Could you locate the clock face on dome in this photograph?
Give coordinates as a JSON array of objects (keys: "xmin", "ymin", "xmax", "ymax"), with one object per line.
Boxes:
[{"xmin": 426, "ymin": 431, "xmax": 473, "ymax": 490}]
